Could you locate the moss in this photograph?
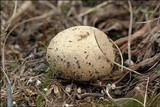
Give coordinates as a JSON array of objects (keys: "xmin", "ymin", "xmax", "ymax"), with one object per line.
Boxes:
[
  {"xmin": 39, "ymin": 67, "xmax": 55, "ymax": 91},
  {"xmin": 36, "ymin": 94, "xmax": 45, "ymax": 107}
]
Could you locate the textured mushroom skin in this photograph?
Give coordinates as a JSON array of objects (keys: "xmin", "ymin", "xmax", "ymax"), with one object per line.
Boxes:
[{"xmin": 46, "ymin": 26, "xmax": 115, "ymax": 81}]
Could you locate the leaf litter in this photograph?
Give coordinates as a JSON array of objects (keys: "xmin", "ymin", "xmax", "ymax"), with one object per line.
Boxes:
[{"xmin": 1, "ymin": 1, "xmax": 160, "ymax": 107}]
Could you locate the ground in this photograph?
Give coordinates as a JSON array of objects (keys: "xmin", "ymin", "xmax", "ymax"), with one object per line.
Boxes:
[{"xmin": 1, "ymin": 1, "xmax": 160, "ymax": 107}]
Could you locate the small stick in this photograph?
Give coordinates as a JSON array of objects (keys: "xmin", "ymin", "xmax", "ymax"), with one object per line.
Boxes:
[
  {"xmin": 94, "ymin": 32, "xmax": 142, "ymax": 75},
  {"xmin": 108, "ymin": 36, "xmax": 124, "ymax": 71},
  {"xmin": 115, "ymin": 24, "xmax": 149, "ymax": 47},
  {"xmin": 5, "ymin": 0, "xmax": 18, "ymax": 31},
  {"xmin": 104, "ymin": 84, "xmax": 121, "ymax": 107},
  {"xmin": 80, "ymin": 93, "xmax": 104, "ymax": 99},
  {"xmin": 144, "ymin": 77, "xmax": 149, "ymax": 107},
  {"xmin": 128, "ymin": 1, "xmax": 133, "ymax": 65},
  {"xmin": 77, "ymin": 1, "xmax": 112, "ymax": 18},
  {"xmin": 115, "ymin": 3, "xmax": 160, "ymax": 47},
  {"xmin": 5, "ymin": 1, "xmax": 32, "ymax": 30}
]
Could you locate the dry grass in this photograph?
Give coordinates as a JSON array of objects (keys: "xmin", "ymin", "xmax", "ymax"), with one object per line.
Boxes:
[{"xmin": 1, "ymin": 1, "xmax": 160, "ymax": 107}]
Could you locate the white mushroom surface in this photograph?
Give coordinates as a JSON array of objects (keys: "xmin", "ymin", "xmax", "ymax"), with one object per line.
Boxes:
[{"xmin": 46, "ymin": 26, "xmax": 116, "ymax": 81}]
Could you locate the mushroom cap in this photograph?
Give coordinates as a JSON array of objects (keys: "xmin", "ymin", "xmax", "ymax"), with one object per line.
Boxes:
[{"xmin": 46, "ymin": 26, "xmax": 115, "ymax": 81}]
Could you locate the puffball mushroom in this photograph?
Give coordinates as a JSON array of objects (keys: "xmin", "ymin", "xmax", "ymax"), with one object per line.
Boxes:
[{"xmin": 46, "ymin": 26, "xmax": 116, "ymax": 81}]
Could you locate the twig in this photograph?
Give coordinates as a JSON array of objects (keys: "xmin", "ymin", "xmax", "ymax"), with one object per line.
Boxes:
[
  {"xmin": 92, "ymin": 17, "xmax": 98, "ymax": 26},
  {"xmin": 149, "ymin": 3, "xmax": 160, "ymax": 19},
  {"xmin": 115, "ymin": 24, "xmax": 150, "ymax": 47},
  {"xmin": 136, "ymin": 17, "xmax": 160, "ymax": 24},
  {"xmin": 128, "ymin": 1, "xmax": 133, "ymax": 65},
  {"xmin": 5, "ymin": 0, "xmax": 18, "ymax": 31},
  {"xmin": 2, "ymin": 1, "xmax": 21, "ymax": 107},
  {"xmin": 5, "ymin": 1, "xmax": 32, "ymax": 30},
  {"xmin": 136, "ymin": 3, "xmax": 160, "ymax": 24},
  {"xmin": 144, "ymin": 77, "xmax": 149, "ymax": 107},
  {"xmin": 80, "ymin": 93, "xmax": 104, "ymax": 99},
  {"xmin": 108, "ymin": 37, "xmax": 124, "ymax": 71},
  {"xmin": 1, "ymin": 6, "xmax": 55, "ymax": 107},
  {"xmin": 104, "ymin": 84, "xmax": 121, "ymax": 107},
  {"xmin": 2, "ymin": 10, "xmax": 55, "ymax": 72},
  {"xmin": 1, "ymin": 68, "xmax": 12, "ymax": 107},
  {"xmin": 94, "ymin": 32, "xmax": 142, "ymax": 75},
  {"xmin": 130, "ymin": 53, "xmax": 160, "ymax": 71},
  {"xmin": 6, "ymin": 82, "xmax": 13, "ymax": 107},
  {"xmin": 115, "ymin": 3, "xmax": 160, "ymax": 47},
  {"xmin": 1, "ymin": 68, "xmax": 10, "ymax": 85},
  {"xmin": 76, "ymin": 1, "xmax": 112, "ymax": 18},
  {"xmin": 104, "ymin": 84, "xmax": 144, "ymax": 106},
  {"xmin": 145, "ymin": 13, "xmax": 151, "ymax": 33},
  {"xmin": 2, "ymin": 0, "xmax": 32, "ymax": 87},
  {"xmin": 147, "ymin": 61, "xmax": 159, "ymax": 72},
  {"xmin": 40, "ymin": 1, "xmax": 60, "ymax": 13},
  {"xmin": 148, "ymin": 93, "xmax": 160, "ymax": 107}
]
